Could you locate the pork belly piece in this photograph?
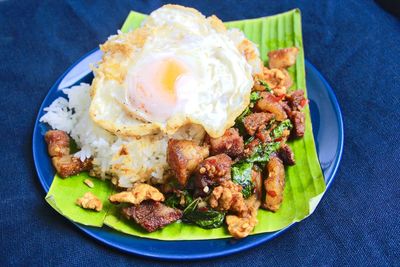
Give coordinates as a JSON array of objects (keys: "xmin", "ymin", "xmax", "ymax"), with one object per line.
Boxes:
[
  {"xmin": 45, "ymin": 130, "xmax": 70, "ymax": 157},
  {"xmin": 288, "ymin": 89, "xmax": 307, "ymax": 111},
  {"xmin": 279, "ymin": 100, "xmax": 292, "ymax": 117},
  {"xmin": 167, "ymin": 139, "xmax": 209, "ymax": 186},
  {"xmin": 255, "ymin": 125, "xmax": 272, "ymax": 143},
  {"xmin": 290, "ymin": 111, "xmax": 305, "ymax": 138},
  {"xmin": 243, "ymin": 112, "xmax": 275, "ymax": 136},
  {"xmin": 208, "ymin": 128, "xmax": 244, "ymax": 158},
  {"xmin": 45, "ymin": 130, "xmax": 92, "ymax": 177},
  {"xmin": 251, "ymin": 169, "xmax": 263, "ymax": 200},
  {"xmin": 255, "ymin": 92, "xmax": 287, "ymax": 121},
  {"xmin": 122, "ymin": 200, "xmax": 183, "ymax": 232},
  {"xmin": 194, "ymin": 154, "xmax": 232, "ymax": 196},
  {"xmin": 52, "ymin": 156, "xmax": 92, "ymax": 178},
  {"xmin": 263, "ymin": 156, "xmax": 285, "ymax": 212},
  {"xmin": 268, "ymin": 47, "xmax": 299, "ymax": 69},
  {"xmin": 278, "ymin": 144, "xmax": 296, "ymax": 166}
]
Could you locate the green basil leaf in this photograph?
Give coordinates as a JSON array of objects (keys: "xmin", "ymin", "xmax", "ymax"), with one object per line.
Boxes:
[{"xmin": 232, "ymin": 162, "xmax": 254, "ymax": 198}]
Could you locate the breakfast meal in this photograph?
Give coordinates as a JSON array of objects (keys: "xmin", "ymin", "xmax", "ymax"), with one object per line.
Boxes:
[{"xmin": 40, "ymin": 5, "xmax": 310, "ymax": 239}]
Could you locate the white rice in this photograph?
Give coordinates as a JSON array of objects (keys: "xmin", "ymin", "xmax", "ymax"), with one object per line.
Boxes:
[{"xmin": 40, "ymin": 83, "xmax": 198, "ymax": 187}]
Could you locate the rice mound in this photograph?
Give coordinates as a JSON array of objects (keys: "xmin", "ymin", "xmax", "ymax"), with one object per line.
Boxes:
[{"xmin": 40, "ymin": 83, "xmax": 204, "ymax": 187}]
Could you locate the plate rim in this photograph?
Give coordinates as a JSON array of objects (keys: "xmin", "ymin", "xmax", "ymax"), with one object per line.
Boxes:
[{"xmin": 32, "ymin": 49, "xmax": 344, "ymax": 260}]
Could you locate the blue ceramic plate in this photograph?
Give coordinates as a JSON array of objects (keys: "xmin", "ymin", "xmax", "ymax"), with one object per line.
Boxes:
[{"xmin": 33, "ymin": 49, "xmax": 343, "ymax": 260}]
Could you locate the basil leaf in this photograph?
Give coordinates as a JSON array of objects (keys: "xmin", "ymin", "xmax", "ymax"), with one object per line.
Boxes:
[
  {"xmin": 183, "ymin": 198, "xmax": 225, "ymax": 229},
  {"xmin": 183, "ymin": 209, "xmax": 225, "ymax": 229},
  {"xmin": 246, "ymin": 142, "xmax": 281, "ymax": 164},
  {"xmin": 270, "ymin": 119, "xmax": 292, "ymax": 140},
  {"xmin": 183, "ymin": 198, "xmax": 200, "ymax": 215},
  {"xmin": 259, "ymin": 80, "xmax": 273, "ymax": 93},
  {"xmin": 234, "ymin": 106, "xmax": 251, "ymax": 136},
  {"xmin": 232, "ymin": 162, "xmax": 254, "ymax": 198},
  {"xmin": 250, "ymin": 91, "xmax": 261, "ymax": 103},
  {"xmin": 165, "ymin": 195, "xmax": 180, "ymax": 209},
  {"xmin": 166, "ymin": 190, "xmax": 194, "ymax": 209}
]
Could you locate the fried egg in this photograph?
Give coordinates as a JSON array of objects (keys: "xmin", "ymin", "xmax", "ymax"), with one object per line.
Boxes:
[{"xmin": 90, "ymin": 4, "xmax": 258, "ymax": 138}]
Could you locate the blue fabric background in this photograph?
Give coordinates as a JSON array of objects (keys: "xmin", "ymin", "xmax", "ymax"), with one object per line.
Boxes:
[{"xmin": 0, "ymin": 0, "xmax": 399, "ymax": 266}]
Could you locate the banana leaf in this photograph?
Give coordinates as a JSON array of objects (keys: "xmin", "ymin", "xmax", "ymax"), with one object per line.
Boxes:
[{"xmin": 45, "ymin": 9, "xmax": 325, "ymax": 240}]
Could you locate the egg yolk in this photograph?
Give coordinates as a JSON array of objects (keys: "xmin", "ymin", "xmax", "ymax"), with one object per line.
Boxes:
[
  {"xmin": 127, "ymin": 58, "xmax": 187, "ymax": 121},
  {"xmin": 159, "ymin": 59, "xmax": 185, "ymax": 98}
]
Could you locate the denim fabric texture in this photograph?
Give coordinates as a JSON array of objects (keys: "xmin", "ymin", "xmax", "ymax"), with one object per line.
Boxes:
[{"xmin": 0, "ymin": 0, "xmax": 399, "ymax": 266}]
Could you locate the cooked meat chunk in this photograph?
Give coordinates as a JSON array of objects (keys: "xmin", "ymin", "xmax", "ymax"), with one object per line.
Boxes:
[
  {"xmin": 278, "ymin": 144, "xmax": 296, "ymax": 166},
  {"xmin": 76, "ymin": 192, "xmax": 103, "ymax": 212},
  {"xmin": 263, "ymin": 68, "xmax": 293, "ymax": 95},
  {"xmin": 243, "ymin": 112, "xmax": 274, "ymax": 136},
  {"xmin": 167, "ymin": 139, "xmax": 209, "ymax": 186},
  {"xmin": 263, "ymin": 157, "xmax": 285, "ymax": 212},
  {"xmin": 279, "ymin": 101, "xmax": 292, "ymax": 117},
  {"xmin": 243, "ymin": 138, "xmax": 261, "ymax": 157},
  {"xmin": 255, "ymin": 92, "xmax": 287, "ymax": 121},
  {"xmin": 268, "ymin": 47, "xmax": 299, "ymax": 69},
  {"xmin": 255, "ymin": 125, "xmax": 272, "ymax": 143},
  {"xmin": 209, "ymin": 181, "xmax": 247, "ymax": 214},
  {"xmin": 45, "ymin": 130, "xmax": 92, "ymax": 177},
  {"xmin": 251, "ymin": 169, "xmax": 263, "ymax": 200},
  {"xmin": 45, "ymin": 130, "xmax": 70, "ymax": 157},
  {"xmin": 226, "ymin": 195, "xmax": 261, "ymax": 239},
  {"xmin": 194, "ymin": 154, "xmax": 232, "ymax": 196},
  {"xmin": 109, "ymin": 183, "xmax": 165, "ymax": 204},
  {"xmin": 290, "ymin": 111, "xmax": 305, "ymax": 138},
  {"xmin": 198, "ymin": 154, "xmax": 232, "ymax": 182},
  {"xmin": 208, "ymin": 128, "xmax": 244, "ymax": 158},
  {"xmin": 52, "ymin": 156, "xmax": 92, "ymax": 178},
  {"xmin": 288, "ymin": 89, "xmax": 307, "ymax": 111},
  {"xmin": 122, "ymin": 200, "xmax": 183, "ymax": 232}
]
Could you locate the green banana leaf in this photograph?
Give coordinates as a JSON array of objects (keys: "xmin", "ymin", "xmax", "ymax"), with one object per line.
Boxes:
[{"xmin": 45, "ymin": 9, "xmax": 325, "ymax": 240}]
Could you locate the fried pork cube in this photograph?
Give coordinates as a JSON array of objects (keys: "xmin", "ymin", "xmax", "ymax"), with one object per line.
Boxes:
[
  {"xmin": 255, "ymin": 125, "xmax": 272, "ymax": 143},
  {"xmin": 263, "ymin": 68, "xmax": 293, "ymax": 95},
  {"xmin": 279, "ymin": 100, "xmax": 292, "ymax": 117},
  {"xmin": 268, "ymin": 47, "xmax": 299, "ymax": 69},
  {"xmin": 288, "ymin": 89, "xmax": 307, "ymax": 111},
  {"xmin": 52, "ymin": 156, "xmax": 92, "ymax": 178},
  {"xmin": 109, "ymin": 183, "xmax": 165, "ymax": 205},
  {"xmin": 76, "ymin": 192, "xmax": 103, "ymax": 212},
  {"xmin": 208, "ymin": 128, "xmax": 244, "ymax": 158},
  {"xmin": 167, "ymin": 139, "xmax": 209, "ymax": 186},
  {"xmin": 45, "ymin": 130, "xmax": 92, "ymax": 177},
  {"xmin": 290, "ymin": 111, "xmax": 305, "ymax": 138},
  {"xmin": 194, "ymin": 154, "xmax": 232, "ymax": 196},
  {"xmin": 278, "ymin": 144, "xmax": 296, "ymax": 166},
  {"xmin": 263, "ymin": 157, "xmax": 285, "ymax": 212},
  {"xmin": 45, "ymin": 130, "xmax": 70, "ymax": 157},
  {"xmin": 209, "ymin": 180, "xmax": 247, "ymax": 214},
  {"xmin": 122, "ymin": 200, "xmax": 183, "ymax": 232},
  {"xmin": 251, "ymin": 169, "xmax": 263, "ymax": 200},
  {"xmin": 243, "ymin": 112, "xmax": 275, "ymax": 136},
  {"xmin": 255, "ymin": 92, "xmax": 287, "ymax": 121},
  {"xmin": 226, "ymin": 195, "xmax": 261, "ymax": 239}
]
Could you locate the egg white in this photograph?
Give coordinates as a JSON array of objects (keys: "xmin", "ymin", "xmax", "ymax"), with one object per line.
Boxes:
[{"xmin": 90, "ymin": 4, "xmax": 258, "ymax": 138}]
